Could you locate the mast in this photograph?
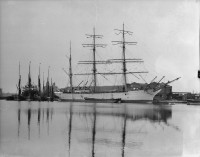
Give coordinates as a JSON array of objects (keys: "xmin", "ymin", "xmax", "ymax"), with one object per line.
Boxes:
[
  {"xmin": 18, "ymin": 62, "xmax": 21, "ymax": 97},
  {"xmin": 112, "ymin": 23, "xmax": 137, "ymax": 92},
  {"xmin": 82, "ymin": 27, "xmax": 106, "ymax": 92},
  {"xmin": 43, "ymin": 72, "xmax": 45, "ymax": 93},
  {"xmin": 122, "ymin": 24, "xmax": 127, "ymax": 92},
  {"xmin": 47, "ymin": 66, "xmax": 50, "ymax": 97},
  {"xmin": 93, "ymin": 28, "xmax": 97, "ymax": 91},
  {"xmin": 69, "ymin": 41, "xmax": 73, "ymax": 93},
  {"xmin": 51, "ymin": 78, "xmax": 54, "ymax": 100},
  {"xmin": 38, "ymin": 63, "xmax": 41, "ymax": 97},
  {"xmin": 48, "ymin": 66, "xmax": 50, "ymax": 97},
  {"xmin": 28, "ymin": 61, "xmax": 31, "ymax": 98}
]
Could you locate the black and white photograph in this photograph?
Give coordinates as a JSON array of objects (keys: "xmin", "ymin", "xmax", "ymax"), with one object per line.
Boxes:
[{"xmin": 0, "ymin": 0, "xmax": 200, "ymax": 156}]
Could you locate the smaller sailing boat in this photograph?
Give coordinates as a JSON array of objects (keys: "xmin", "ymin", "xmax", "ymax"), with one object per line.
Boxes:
[
  {"xmin": 21, "ymin": 62, "xmax": 39, "ymax": 101},
  {"xmin": 14, "ymin": 62, "xmax": 25, "ymax": 101}
]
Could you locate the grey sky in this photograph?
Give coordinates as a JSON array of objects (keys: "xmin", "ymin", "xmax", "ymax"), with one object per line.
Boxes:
[{"xmin": 0, "ymin": 0, "xmax": 199, "ymax": 93}]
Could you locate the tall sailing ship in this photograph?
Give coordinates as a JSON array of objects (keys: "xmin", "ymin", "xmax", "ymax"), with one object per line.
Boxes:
[{"xmin": 55, "ymin": 24, "xmax": 180, "ymax": 103}]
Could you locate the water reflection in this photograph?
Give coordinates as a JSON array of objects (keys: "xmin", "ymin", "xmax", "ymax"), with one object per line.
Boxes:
[
  {"xmin": 27, "ymin": 105, "xmax": 31, "ymax": 140},
  {"xmin": 68, "ymin": 102, "xmax": 73, "ymax": 156},
  {"xmin": 17, "ymin": 102, "xmax": 21, "ymax": 138},
  {"xmin": 20, "ymin": 103, "xmax": 54, "ymax": 140},
  {"xmin": 38, "ymin": 103, "xmax": 41, "ymax": 137},
  {"xmin": 46, "ymin": 107, "xmax": 49, "ymax": 135},
  {"xmin": 67, "ymin": 104, "xmax": 174, "ymax": 157},
  {"xmin": 15, "ymin": 102, "xmax": 180, "ymax": 157},
  {"xmin": 92, "ymin": 104, "xmax": 97, "ymax": 157},
  {"xmin": 121, "ymin": 106, "xmax": 127, "ymax": 157},
  {"xmin": 42, "ymin": 107, "xmax": 45, "ymax": 124}
]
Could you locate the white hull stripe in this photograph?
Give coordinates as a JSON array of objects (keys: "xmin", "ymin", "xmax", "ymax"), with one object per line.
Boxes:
[{"xmin": 55, "ymin": 90, "xmax": 160, "ymax": 102}]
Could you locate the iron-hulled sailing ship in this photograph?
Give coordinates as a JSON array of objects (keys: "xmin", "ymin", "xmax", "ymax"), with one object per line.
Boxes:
[{"xmin": 55, "ymin": 24, "xmax": 180, "ymax": 103}]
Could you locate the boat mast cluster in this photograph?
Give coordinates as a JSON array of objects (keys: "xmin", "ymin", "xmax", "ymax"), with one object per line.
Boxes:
[{"xmin": 16, "ymin": 61, "xmax": 55, "ymax": 101}]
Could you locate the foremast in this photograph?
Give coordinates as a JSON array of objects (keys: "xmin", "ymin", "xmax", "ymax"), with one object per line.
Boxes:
[{"xmin": 69, "ymin": 41, "xmax": 73, "ymax": 93}]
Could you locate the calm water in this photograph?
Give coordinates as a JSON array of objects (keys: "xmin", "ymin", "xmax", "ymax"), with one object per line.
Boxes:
[{"xmin": 0, "ymin": 100, "xmax": 200, "ymax": 157}]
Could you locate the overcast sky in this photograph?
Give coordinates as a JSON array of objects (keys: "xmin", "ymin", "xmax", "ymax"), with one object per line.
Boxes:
[{"xmin": 0, "ymin": 0, "xmax": 199, "ymax": 93}]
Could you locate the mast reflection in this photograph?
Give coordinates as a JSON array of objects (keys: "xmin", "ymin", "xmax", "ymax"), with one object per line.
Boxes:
[
  {"xmin": 24, "ymin": 103, "xmax": 54, "ymax": 139},
  {"xmin": 27, "ymin": 105, "xmax": 31, "ymax": 140},
  {"xmin": 121, "ymin": 105, "xmax": 127, "ymax": 157},
  {"xmin": 42, "ymin": 108, "xmax": 45, "ymax": 123},
  {"xmin": 38, "ymin": 103, "xmax": 41, "ymax": 138},
  {"xmin": 46, "ymin": 106, "xmax": 49, "ymax": 135},
  {"xmin": 17, "ymin": 102, "xmax": 21, "ymax": 138},
  {"xmin": 92, "ymin": 103, "xmax": 97, "ymax": 157},
  {"xmin": 16, "ymin": 102, "xmax": 177, "ymax": 157},
  {"xmin": 70, "ymin": 104, "xmax": 175, "ymax": 157},
  {"xmin": 68, "ymin": 102, "xmax": 73, "ymax": 156},
  {"xmin": 50, "ymin": 107, "xmax": 53, "ymax": 122}
]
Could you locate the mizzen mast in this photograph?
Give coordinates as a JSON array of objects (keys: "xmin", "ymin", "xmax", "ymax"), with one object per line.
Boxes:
[{"xmin": 112, "ymin": 23, "xmax": 137, "ymax": 92}]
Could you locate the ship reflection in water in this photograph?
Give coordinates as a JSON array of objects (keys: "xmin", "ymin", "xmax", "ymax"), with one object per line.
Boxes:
[{"xmin": 1, "ymin": 101, "xmax": 200, "ymax": 157}]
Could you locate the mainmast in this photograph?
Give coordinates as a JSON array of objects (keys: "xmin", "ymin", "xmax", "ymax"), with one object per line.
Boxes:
[
  {"xmin": 69, "ymin": 41, "xmax": 73, "ymax": 93},
  {"xmin": 93, "ymin": 28, "xmax": 97, "ymax": 90},
  {"xmin": 122, "ymin": 24, "xmax": 127, "ymax": 91},
  {"xmin": 112, "ymin": 23, "xmax": 137, "ymax": 92},
  {"xmin": 82, "ymin": 27, "xmax": 106, "ymax": 92}
]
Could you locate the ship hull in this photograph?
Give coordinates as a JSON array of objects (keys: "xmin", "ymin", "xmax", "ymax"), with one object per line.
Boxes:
[
  {"xmin": 55, "ymin": 89, "xmax": 160, "ymax": 103},
  {"xmin": 187, "ymin": 99, "xmax": 200, "ymax": 105}
]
